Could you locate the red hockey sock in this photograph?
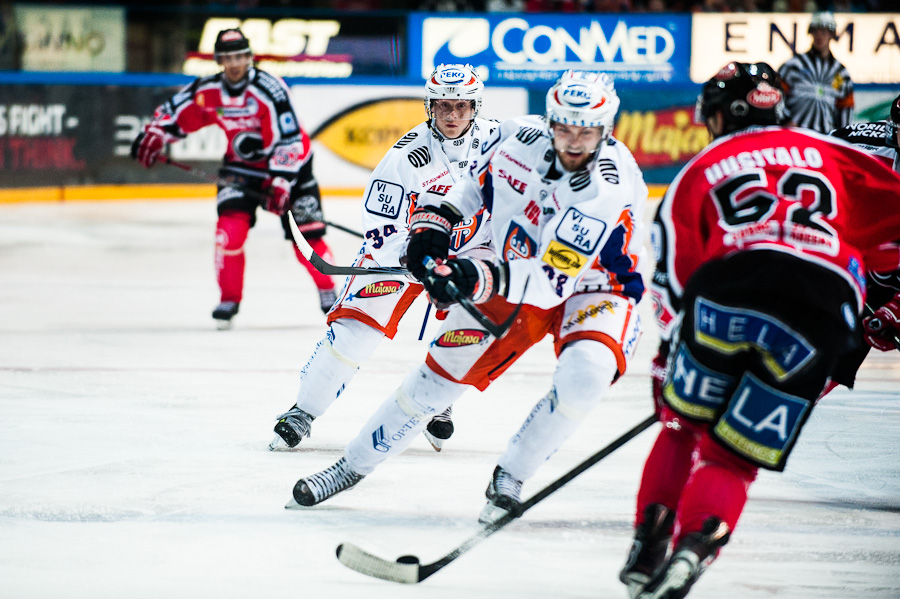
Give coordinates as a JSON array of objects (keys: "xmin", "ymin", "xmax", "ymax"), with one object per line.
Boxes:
[
  {"xmin": 634, "ymin": 420, "xmax": 699, "ymax": 527},
  {"xmin": 215, "ymin": 211, "xmax": 251, "ymax": 303},
  {"xmin": 674, "ymin": 435, "xmax": 758, "ymax": 544},
  {"xmin": 292, "ymin": 237, "xmax": 336, "ymax": 290}
]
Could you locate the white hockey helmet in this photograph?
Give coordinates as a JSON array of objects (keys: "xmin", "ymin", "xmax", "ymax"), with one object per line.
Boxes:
[
  {"xmin": 546, "ymin": 70, "xmax": 620, "ymax": 140},
  {"xmin": 424, "ymin": 64, "xmax": 484, "ymax": 121},
  {"xmin": 809, "ymin": 11, "xmax": 837, "ymax": 35}
]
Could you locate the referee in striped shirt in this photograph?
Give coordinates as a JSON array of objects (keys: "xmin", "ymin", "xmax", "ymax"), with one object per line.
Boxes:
[{"xmin": 778, "ymin": 12, "xmax": 854, "ymax": 134}]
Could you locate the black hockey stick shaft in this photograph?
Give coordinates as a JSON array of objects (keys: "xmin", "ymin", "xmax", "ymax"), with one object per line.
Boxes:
[
  {"xmin": 422, "ymin": 257, "xmax": 522, "ymax": 340},
  {"xmin": 336, "ymin": 414, "xmax": 657, "ymax": 583},
  {"xmin": 160, "ymin": 156, "xmax": 365, "ymax": 238}
]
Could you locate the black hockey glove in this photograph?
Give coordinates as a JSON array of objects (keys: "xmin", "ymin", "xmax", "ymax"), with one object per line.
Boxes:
[
  {"xmin": 423, "ymin": 257, "xmax": 507, "ymax": 306},
  {"xmin": 404, "ymin": 205, "xmax": 462, "ymax": 281}
]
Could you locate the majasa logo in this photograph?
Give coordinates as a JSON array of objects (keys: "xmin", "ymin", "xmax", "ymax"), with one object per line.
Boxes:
[
  {"xmin": 435, "ymin": 329, "xmax": 489, "ymax": 347},
  {"xmin": 357, "ymin": 280, "xmax": 403, "ymax": 298}
]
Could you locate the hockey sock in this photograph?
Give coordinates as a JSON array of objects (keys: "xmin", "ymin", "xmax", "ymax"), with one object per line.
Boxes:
[
  {"xmin": 634, "ymin": 421, "xmax": 698, "ymax": 528},
  {"xmin": 292, "ymin": 236, "xmax": 336, "ymax": 290},
  {"xmin": 499, "ymin": 341, "xmax": 618, "ymax": 482},
  {"xmin": 674, "ymin": 434, "xmax": 757, "ymax": 544},
  {"xmin": 215, "ymin": 211, "xmax": 251, "ymax": 302},
  {"xmin": 344, "ymin": 364, "xmax": 466, "ymax": 475},
  {"xmin": 294, "ymin": 319, "xmax": 384, "ymax": 417}
]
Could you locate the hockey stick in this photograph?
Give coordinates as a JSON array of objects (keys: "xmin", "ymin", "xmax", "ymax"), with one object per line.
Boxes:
[
  {"xmin": 422, "ymin": 257, "xmax": 524, "ymax": 340},
  {"xmin": 286, "ymin": 212, "xmax": 409, "ymax": 275},
  {"xmin": 159, "ymin": 156, "xmax": 365, "ymax": 238},
  {"xmin": 336, "ymin": 414, "xmax": 657, "ymax": 584}
]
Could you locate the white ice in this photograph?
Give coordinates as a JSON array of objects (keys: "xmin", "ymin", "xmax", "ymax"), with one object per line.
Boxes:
[{"xmin": 1, "ymin": 197, "xmax": 898, "ymax": 598}]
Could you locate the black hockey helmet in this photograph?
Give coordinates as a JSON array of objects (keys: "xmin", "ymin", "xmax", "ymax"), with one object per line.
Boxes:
[
  {"xmin": 886, "ymin": 93, "xmax": 900, "ymax": 150},
  {"xmin": 214, "ymin": 28, "xmax": 252, "ymax": 60},
  {"xmin": 695, "ymin": 62, "xmax": 785, "ymax": 138}
]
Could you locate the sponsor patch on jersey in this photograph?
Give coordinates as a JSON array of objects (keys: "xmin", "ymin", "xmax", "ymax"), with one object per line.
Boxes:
[
  {"xmin": 713, "ymin": 372, "xmax": 810, "ymax": 469},
  {"xmin": 542, "ymin": 239, "xmax": 588, "ymax": 276},
  {"xmin": 278, "ymin": 111, "xmax": 298, "ymax": 135},
  {"xmin": 555, "ymin": 207, "xmax": 606, "ymax": 254},
  {"xmin": 434, "ymin": 328, "xmax": 489, "ymax": 347},
  {"xmin": 561, "ymin": 300, "xmax": 616, "ymax": 331},
  {"xmin": 502, "ymin": 223, "xmax": 537, "ymax": 261},
  {"xmin": 664, "ymin": 343, "xmax": 735, "ymax": 421},
  {"xmin": 356, "ymin": 280, "xmax": 404, "ymax": 298},
  {"xmin": 364, "ymin": 179, "xmax": 405, "ymax": 220}
]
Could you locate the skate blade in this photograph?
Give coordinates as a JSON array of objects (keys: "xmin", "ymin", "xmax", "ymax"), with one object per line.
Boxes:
[
  {"xmin": 422, "ymin": 430, "xmax": 443, "ymax": 452},
  {"xmin": 477, "ymin": 501, "xmax": 510, "ymax": 525},
  {"xmin": 215, "ymin": 319, "xmax": 233, "ymax": 330},
  {"xmin": 268, "ymin": 435, "xmax": 289, "ymax": 451}
]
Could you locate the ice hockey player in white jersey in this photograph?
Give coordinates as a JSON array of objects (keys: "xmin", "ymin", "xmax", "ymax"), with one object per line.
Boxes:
[
  {"xmin": 287, "ymin": 71, "xmax": 649, "ymax": 521},
  {"xmin": 269, "ymin": 64, "xmax": 501, "ymax": 452}
]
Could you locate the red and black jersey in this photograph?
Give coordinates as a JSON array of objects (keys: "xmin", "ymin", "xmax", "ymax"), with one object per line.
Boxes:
[
  {"xmin": 652, "ymin": 126, "xmax": 900, "ymax": 340},
  {"xmin": 149, "ymin": 68, "xmax": 311, "ymax": 180}
]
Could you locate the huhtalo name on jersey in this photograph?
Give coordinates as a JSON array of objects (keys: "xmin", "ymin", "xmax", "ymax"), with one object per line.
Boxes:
[{"xmin": 704, "ymin": 146, "xmax": 824, "ymax": 185}]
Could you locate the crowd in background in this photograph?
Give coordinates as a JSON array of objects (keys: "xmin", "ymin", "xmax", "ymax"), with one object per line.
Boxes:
[{"xmin": 145, "ymin": 0, "xmax": 894, "ymax": 13}]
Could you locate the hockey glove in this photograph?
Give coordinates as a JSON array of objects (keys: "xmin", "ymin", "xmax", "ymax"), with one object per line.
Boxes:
[
  {"xmin": 404, "ymin": 205, "xmax": 462, "ymax": 281},
  {"xmin": 650, "ymin": 344, "xmax": 670, "ymax": 417},
  {"xmin": 262, "ymin": 176, "xmax": 292, "ymax": 214},
  {"xmin": 863, "ymin": 293, "xmax": 900, "ymax": 351},
  {"xmin": 130, "ymin": 126, "xmax": 167, "ymax": 168},
  {"xmin": 423, "ymin": 257, "xmax": 507, "ymax": 306},
  {"xmin": 290, "ymin": 194, "xmax": 323, "ymax": 224}
]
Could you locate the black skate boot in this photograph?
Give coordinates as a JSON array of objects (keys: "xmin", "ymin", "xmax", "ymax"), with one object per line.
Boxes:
[
  {"xmin": 318, "ymin": 288, "xmax": 337, "ymax": 314},
  {"xmin": 288, "ymin": 458, "xmax": 365, "ymax": 507},
  {"xmin": 478, "ymin": 465, "xmax": 524, "ymax": 524},
  {"xmin": 269, "ymin": 406, "xmax": 315, "ymax": 450},
  {"xmin": 212, "ymin": 301, "xmax": 239, "ymax": 329},
  {"xmin": 638, "ymin": 516, "xmax": 731, "ymax": 599},
  {"xmin": 619, "ymin": 504, "xmax": 676, "ymax": 598},
  {"xmin": 423, "ymin": 406, "xmax": 453, "ymax": 452}
]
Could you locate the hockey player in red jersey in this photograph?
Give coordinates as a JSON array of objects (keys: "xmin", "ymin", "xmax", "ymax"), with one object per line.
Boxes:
[
  {"xmin": 619, "ymin": 63, "xmax": 900, "ymax": 599},
  {"xmin": 829, "ymin": 93, "xmax": 900, "ymax": 358},
  {"xmin": 130, "ymin": 28, "xmax": 337, "ymax": 328}
]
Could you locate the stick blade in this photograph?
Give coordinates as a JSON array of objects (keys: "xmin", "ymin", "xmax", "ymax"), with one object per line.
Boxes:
[
  {"xmin": 287, "ymin": 211, "xmax": 317, "ymax": 261},
  {"xmin": 336, "ymin": 543, "xmax": 421, "ymax": 584}
]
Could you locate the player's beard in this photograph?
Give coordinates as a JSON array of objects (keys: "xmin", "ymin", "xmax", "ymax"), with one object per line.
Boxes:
[{"xmin": 555, "ymin": 146, "xmax": 594, "ymax": 172}]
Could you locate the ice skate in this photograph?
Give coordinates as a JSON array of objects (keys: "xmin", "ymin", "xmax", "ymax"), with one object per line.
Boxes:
[
  {"xmin": 212, "ymin": 301, "xmax": 239, "ymax": 329},
  {"xmin": 269, "ymin": 406, "xmax": 315, "ymax": 450},
  {"xmin": 423, "ymin": 406, "xmax": 453, "ymax": 452},
  {"xmin": 619, "ymin": 504, "xmax": 676, "ymax": 598},
  {"xmin": 318, "ymin": 288, "xmax": 337, "ymax": 314},
  {"xmin": 638, "ymin": 517, "xmax": 730, "ymax": 599},
  {"xmin": 478, "ymin": 465, "xmax": 523, "ymax": 524},
  {"xmin": 287, "ymin": 457, "xmax": 364, "ymax": 508}
]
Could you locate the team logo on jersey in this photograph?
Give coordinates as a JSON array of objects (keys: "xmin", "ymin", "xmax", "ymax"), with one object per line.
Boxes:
[
  {"xmin": 449, "ymin": 212, "xmax": 484, "ymax": 251},
  {"xmin": 357, "ymin": 280, "xmax": 404, "ymax": 298},
  {"xmin": 542, "ymin": 240, "xmax": 588, "ymax": 276},
  {"xmin": 434, "ymin": 328, "xmax": 489, "ymax": 347},
  {"xmin": 231, "ymin": 131, "xmax": 266, "ymax": 162},
  {"xmin": 502, "ymin": 224, "xmax": 537, "ymax": 261}
]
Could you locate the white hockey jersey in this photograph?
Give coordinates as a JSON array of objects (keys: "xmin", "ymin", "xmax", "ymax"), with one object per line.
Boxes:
[
  {"xmin": 435, "ymin": 116, "xmax": 649, "ymax": 310},
  {"xmin": 360, "ymin": 118, "xmax": 501, "ymax": 266}
]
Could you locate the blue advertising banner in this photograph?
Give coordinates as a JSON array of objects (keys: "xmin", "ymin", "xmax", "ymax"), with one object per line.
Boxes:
[{"xmin": 409, "ymin": 13, "xmax": 692, "ymax": 87}]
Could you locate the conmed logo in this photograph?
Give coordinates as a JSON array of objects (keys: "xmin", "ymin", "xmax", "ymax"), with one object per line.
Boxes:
[{"xmin": 420, "ymin": 16, "xmax": 677, "ymax": 80}]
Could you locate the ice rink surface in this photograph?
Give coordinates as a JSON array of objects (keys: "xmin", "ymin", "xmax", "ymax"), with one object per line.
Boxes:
[{"xmin": 1, "ymin": 197, "xmax": 898, "ymax": 598}]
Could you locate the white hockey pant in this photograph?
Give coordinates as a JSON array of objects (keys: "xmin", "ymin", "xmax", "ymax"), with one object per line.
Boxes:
[
  {"xmin": 345, "ymin": 364, "xmax": 467, "ymax": 475},
  {"xmin": 498, "ymin": 340, "xmax": 618, "ymax": 482},
  {"xmin": 294, "ymin": 318, "xmax": 384, "ymax": 417}
]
